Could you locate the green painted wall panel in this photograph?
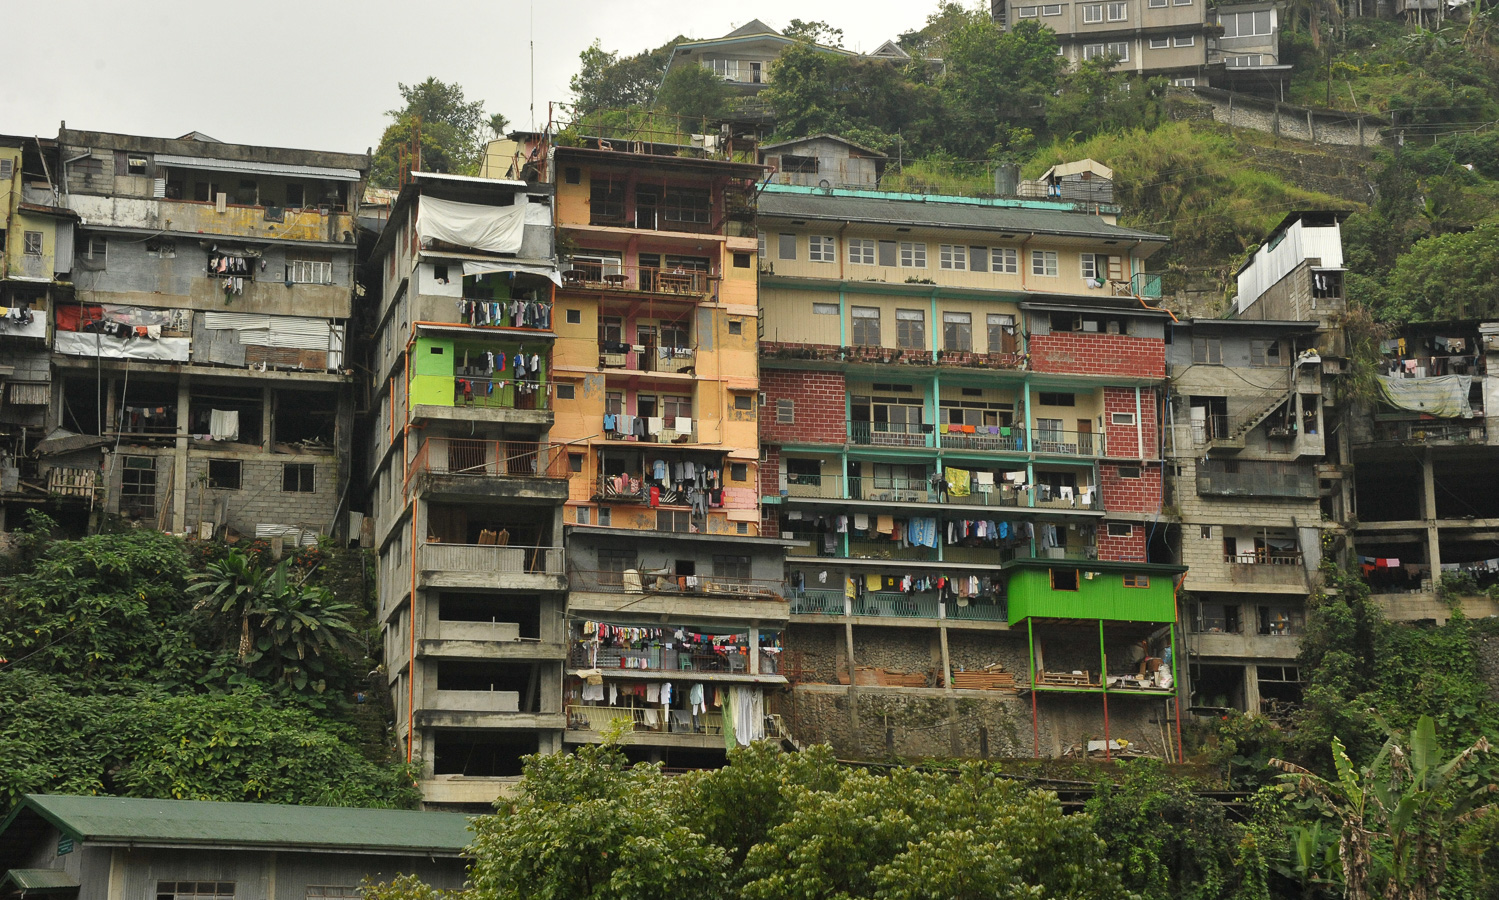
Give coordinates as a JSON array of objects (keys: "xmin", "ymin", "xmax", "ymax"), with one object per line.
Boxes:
[
  {"xmin": 1006, "ymin": 567, "xmax": 1174, "ymax": 624},
  {"xmin": 411, "ymin": 373, "xmax": 455, "ymax": 407},
  {"xmin": 414, "ymin": 337, "xmax": 454, "ymax": 376}
]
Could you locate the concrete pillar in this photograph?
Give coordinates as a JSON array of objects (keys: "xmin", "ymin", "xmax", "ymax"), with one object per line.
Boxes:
[
  {"xmin": 261, "ymin": 387, "xmax": 273, "ymax": 453},
  {"xmin": 1422, "ymin": 448, "xmax": 1441, "ymax": 577},
  {"xmin": 748, "ymin": 625, "xmax": 760, "ymax": 675},
  {"xmin": 844, "ymin": 620, "xmax": 860, "ymax": 752},
  {"xmin": 1243, "ymin": 663, "xmax": 1261, "ymax": 714},
  {"xmin": 938, "ymin": 625, "xmax": 952, "ymax": 691},
  {"xmin": 172, "ymin": 381, "xmax": 190, "ymax": 533}
]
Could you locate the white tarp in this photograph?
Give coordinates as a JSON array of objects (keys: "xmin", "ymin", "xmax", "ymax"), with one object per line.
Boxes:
[
  {"xmin": 418, "ymin": 195, "xmax": 526, "ymax": 255},
  {"xmin": 55, "ymin": 331, "xmax": 191, "ymax": 362},
  {"xmin": 461, "ymin": 260, "xmax": 563, "ymax": 286},
  {"xmin": 202, "ymin": 312, "xmax": 340, "ymax": 353},
  {"xmin": 1377, "ymin": 374, "xmax": 1474, "ymax": 418}
]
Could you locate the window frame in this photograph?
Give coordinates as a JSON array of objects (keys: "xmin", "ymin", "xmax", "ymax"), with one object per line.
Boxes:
[
  {"xmin": 777, "ymin": 233, "xmax": 797, "ymax": 261},
  {"xmin": 1083, "ymin": 3, "xmax": 1104, "ymax": 21},
  {"xmin": 898, "ymin": 241, "xmax": 927, "ymax": 268},
  {"xmin": 207, "ymin": 458, "xmax": 242, "ymax": 490},
  {"xmin": 812, "ymin": 302, "xmax": 839, "ymax": 315},
  {"xmin": 942, "ymin": 311, "xmax": 973, "ymax": 352},
  {"xmin": 993, "ymin": 247, "xmax": 1019, "ymax": 274},
  {"xmin": 1107, "ymin": 40, "xmax": 1131, "ymax": 60},
  {"xmin": 1081, "ymin": 252, "xmax": 1099, "ymax": 280},
  {"xmin": 851, "ymin": 306, "xmax": 881, "ymax": 345},
  {"xmin": 848, "ymin": 238, "xmax": 876, "ymax": 265},
  {"xmin": 1106, "ymin": 2, "xmax": 1128, "ymax": 20},
  {"xmin": 282, "ymin": 462, "xmax": 316, "ymax": 493},
  {"xmin": 1050, "ymin": 568, "xmax": 1080, "ymax": 591},
  {"xmin": 1192, "ymin": 335, "xmax": 1223, "ymax": 365},
  {"xmin": 808, "ymin": 235, "xmax": 836, "ymax": 263},
  {"xmin": 938, "ymin": 244, "xmax": 967, "ymax": 271},
  {"xmin": 22, "ymin": 231, "xmax": 43, "ymax": 257},
  {"xmin": 1123, "ymin": 574, "xmax": 1150, "ymax": 588},
  {"xmin": 1174, "ymin": 34, "xmax": 1195, "ymax": 46},
  {"xmin": 1031, "ymin": 249, "xmax": 1058, "ymax": 277},
  {"xmin": 1149, "ymin": 36, "xmax": 1170, "ymax": 48},
  {"xmin": 287, "ymin": 259, "xmax": 333, "ymax": 285},
  {"xmin": 895, "ymin": 308, "xmax": 926, "ymax": 350}
]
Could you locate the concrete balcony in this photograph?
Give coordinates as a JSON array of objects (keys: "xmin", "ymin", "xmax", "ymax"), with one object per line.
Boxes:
[
  {"xmin": 419, "ymin": 543, "xmax": 566, "ymax": 592},
  {"xmin": 408, "ymin": 438, "xmax": 570, "ymax": 503},
  {"xmin": 1188, "ymin": 630, "xmax": 1301, "ymax": 659},
  {"xmin": 429, "ymin": 689, "xmax": 520, "ymax": 713}
]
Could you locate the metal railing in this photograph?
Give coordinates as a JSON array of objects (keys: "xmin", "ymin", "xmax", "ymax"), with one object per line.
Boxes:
[
  {"xmin": 563, "ymin": 262, "xmax": 717, "ymax": 295},
  {"xmin": 450, "ymin": 378, "xmax": 552, "ymax": 411},
  {"xmin": 568, "ymin": 644, "xmax": 753, "ymax": 674},
  {"xmin": 420, "ymin": 542, "xmax": 565, "ymax": 576},
  {"xmin": 938, "ymin": 427, "xmax": 1028, "ymax": 453},
  {"xmin": 1197, "ymin": 462, "xmax": 1318, "ymax": 499},
  {"xmin": 854, "ymin": 593, "xmax": 941, "ymax": 618},
  {"xmin": 408, "ymin": 438, "xmax": 570, "ymax": 483},
  {"xmin": 601, "ymin": 421, "xmax": 697, "ymax": 444},
  {"xmin": 1224, "ymin": 551, "xmax": 1303, "ymax": 566},
  {"xmin": 782, "ymin": 474, "xmax": 1096, "ymax": 509},
  {"xmin": 568, "ymin": 568, "xmax": 786, "ymax": 600},
  {"xmin": 1031, "ymin": 430, "xmax": 1102, "ymax": 457},
  {"xmin": 789, "ymin": 590, "xmax": 844, "ymax": 615},
  {"xmin": 849, "ymin": 421, "xmax": 932, "ymax": 448},
  {"xmin": 566, "ymin": 705, "xmax": 788, "ymax": 738},
  {"xmin": 946, "ymin": 600, "xmax": 1009, "ymax": 621},
  {"xmin": 1374, "ymin": 421, "xmax": 1488, "ymax": 445},
  {"xmin": 601, "ymin": 344, "xmax": 697, "ymax": 375}
]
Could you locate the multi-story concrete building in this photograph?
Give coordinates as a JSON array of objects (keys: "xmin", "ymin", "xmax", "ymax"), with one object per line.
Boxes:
[
  {"xmin": 0, "ymin": 135, "xmax": 69, "ymax": 526},
  {"xmin": 754, "ymin": 181, "xmax": 1187, "ymax": 759},
  {"xmin": 991, "ymin": 0, "xmax": 1287, "ymax": 91},
  {"xmin": 543, "ymin": 140, "xmax": 800, "ymax": 768},
  {"xmin": 26, "ymin": 129, "xmax": 366, "ymax": 540},
  {"xmin": 364, "ymin": 171, "xmax": 566, "ymax": 807}
]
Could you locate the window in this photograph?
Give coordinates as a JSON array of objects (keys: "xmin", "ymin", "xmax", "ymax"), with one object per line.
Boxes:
[
  {"xmin": 777, "ymin": 398, "xmax": 795, "ymax": 424},
  {"xmin": 709, "ymin": 58, "xmax": 740, "ymax": 80},
  {"xmin": 1083, "ymin": 3, "xmax": 1104, "ymax": 21},
  {"xmin": 939, "ymin": 244, "xmax": 967, "ymax": 270},
  {"xmin": 127, "ymin": 156, "xmax": 148, "ymax": 175},
  {"xmin": 1081, "ymin": 253, "xmax": 1100, "ymax": 280},
  {"xmin": 1149, "ymin": 0, "xmax": 1167, "ymax": 7},
  {"xmin": 1043, "ymin": 3, "xmax": 1063, "ymax": 12},
  {"xmin": 809, "ymin": 235, "xmax": 835, "ymax": 262},
  {"xmin": 287, "ymin": 259, "xmax": 333, "ymax": 284},
  {"xmin": 813, "ymin": 302, "xmax": 839, "ymax": 315},
  {"xmin": 1150, "ymin": 37, "xmax": 1170, "ymax": 48},
  {"xmin": 1051, "ymin": 568, "xmax": 1079, "ymax": 591},
  {"xmin": 0, "ymin": 159, "xmax": 12, "ymax": 179},
  {"xmin": 1220, "ymin": 10, "xmax": 1272, "ymax": 36},
  {"xmin": 1107, "ymin": 2, "xmax": 1128, "ymax": 19},
  {"xmin": 1175, "ymin": 0, "xmax": 1192, "ymax": 5},
  {"xmin": 987, "ymin": 314, "xmax": 1016, "ymax": 352},
  {"xmin": 728, "ymin": 320, "xmax": 743, "ymax": 335},
  {"xmin": 778, "ymin": 233, "xmax": 796, "ymax": 260},
  {"xmin": 730, "ymin": 462, "xmax": 748, "ymax": 481},
  {"xmin": 896, "ymin": 309, "xmax": 925, "ymax": 349},
  {"xmin": 121, "ymin": 456, "xmax": 157, "ymax": 514},
  {"xmin": 1111, "ymin": 412, "xmax": 1137, "ymax": 425},
  {"xmin": 737, "ymin": 522, "xmax": 749, "ymax": 534},
  {"xmin": 589, "ymin": 178, "xmax": 626, "ymax": 223},
  {"xmin": 1083, "ymin": 43, "xmax": 1106, "ymax": 60},
  {"xmin": 758, "ymin": 231, "xmax": 765, "ymax": 258},
  {"xmin": 714, "ymin": 554, "xmax": 752, "ymax": 580},
  {"xmin": 1123, "ymin": 574, "xmax": 1150, "ymax": 588},
  {"xmin": 1192, "ymin": 336, "xmax": 1223, "ymax": 364},
  {"xmin": 733, "ymin": 251, "xmax": 751, "ymax": 268},
  {"xmin": 877, "ymin": 240, "xmax": 898, "ymax": 267},
  {"xmin": 968, "ymin": 246, "xmax": 989, "ymax": 272},
  {"xmin": 208, "ymin": 459, "xmax": 242, "ymax": 490},
  {"xmin": 1173, "ymin": 77, "xmax": 1197, "ymax": 86},
  {"xmin": 576, "ymin": 507, "xmax": 591, "ymax": 525},
  {"xmin": 282, "ymin": 463, "xmax": 315, "ymax": 493},
  {"xmin": 733, "ymin": 394, "xmax": 754, "ymax": 411},
  {"xmin": 284, "ymin": 183, "xmax": 305, "ymax": 207},
  {"xmin": 1038, "ymin": 392, "xmax": 1075, "ymax": 406},
  {"xmin": 781, "ymin": 154, "xmax": 817, "ymax": 174},
  {"xmin": 851, "ymin": 307, "xmax": 880, "ymax": 345},
  {"xmin": 1107, "ymin": 41, "xmax": 1130, "ymax": 59},
  {"xmin": 1016, "ymin": 5, "xmax": 1039, "ymax": 15},
  {"xmin": 1226, "ymin": 54, "xmax": 1264, "ymax": 67},
  {"xmin": 662, "ymin": 395, "xmax": 692, "ymax": 420},
  {"xmin": 1118, "ymin": 465, "xmax": 1142, "ymax": 478},
  {"xmin": 1250, "ymin": 339, "xmax": 1282, "ymax": 367},
  {"xmin": 22, "ymin": 231, "xmax": 42, "ymax": 256},
  {"xmin": 848, "ymin": 238, "xmax": 876, "ymax": 265},
  {"xmin": 1108, "ymin": 522, "xmax": 1135, "ymax": 536},
  {"xmin": 566, "ymin": 308, "xmax": 582, "ymax": 324},
  {"xmin": 84, "ymin": 236, "xmax": 106, "ymax": 262},
  {"xmin": 569, "ymin": 453, "xmax": 584, "ymax": 472},
  {"xmin": 597, "ymin": 507, "xmax": 611, "ymax": 526},
  {"xmin": 1174, "ymin": 34, "xmax": 1195, "ymax": 45},
  {"xmin": 943, "ymin": 312, "xmax": 972, "ymax": 351},
  {"xmin": 1031, "ymin": 249, "xmax": 1058, "ymax": 276},
  {"xmin": 557, "ymin": 383, "xmax": 576, "ymax": 400},
  {"xmin": 663, "ymin": 187, "xmax": 712, "ymax": 228},
  {"xmin": 993, "ymin": 247, "xmax": 1018, "ymax": 273},
  {"xmin": 899, "ymin": 242, "xmax": 927, "ymax": 268},
  {"xmin": 156, "ymin": 883, "xmax": 235, "ymax": 900},
  {"xmin": 598, "ymin": 548, "xmax": 636, "ymax": 585},
  {"xmin": 305, "ymin": 888, "xmax": 359, "ymax": 900}
]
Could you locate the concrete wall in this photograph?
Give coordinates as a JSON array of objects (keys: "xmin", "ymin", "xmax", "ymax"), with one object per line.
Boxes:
[{"xmin": 1182, "ymin": 87, "xmax": 1387, "ymax": 148}]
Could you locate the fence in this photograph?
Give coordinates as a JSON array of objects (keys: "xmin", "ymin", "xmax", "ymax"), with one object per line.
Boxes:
[
  {"xmin": 408, "ymin": 438, "xmax": 570, "ymax": 483},
  {"xmin": 420, "ymin": 543, "xmax": 565, "ymax": 575}
]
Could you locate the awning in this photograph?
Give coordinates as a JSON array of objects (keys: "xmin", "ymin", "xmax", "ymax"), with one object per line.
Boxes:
[
  {"xmin": 154, "ymin": 154, "xmax": 361, "ymax": 182},
  {"xmin": 418, "ymin": 196, "xmax": 526, "ymax": 256},
  {"xmin": 461, "ymin": 260, "xmax": 562, "ymax": 286},
  {"xmin": 1, "ymin": 869, "xmax": 80, "ymax": 895}
]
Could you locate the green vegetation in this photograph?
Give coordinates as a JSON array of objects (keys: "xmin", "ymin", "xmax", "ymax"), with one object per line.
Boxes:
[
  {"xmin": 0, "ymin": 513, "xmax": 413, "ymax": 808},
  {"xmin": 371, "ymin": 78, "xmax": 504, "ymax": 186}
]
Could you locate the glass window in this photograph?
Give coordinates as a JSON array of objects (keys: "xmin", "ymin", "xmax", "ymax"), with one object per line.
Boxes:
[
  {"xmin": 994, "ymin": 248, "xmax": 1018, "ymax": 273},
  {"xmin": 1031, "ymin": 250, "xmax": 1058, "ymax": 277},
  {"xmin": 939, "ymin": 244, "xmax": 967, "ymax": 270},
  {"xmin": 589, "ymin": 178, "xmax": 625, "ymax": 223},
  {"xmin": 877, "ymin": 240, "xmax": 898, "ymax": 267},
  {"xmin": 1107, "ymin": 41, "xmax": 1130, "ymax": 60},
  {"xmin": 987, "ymin": 314, "xmax": 1016, "ymax": 353},
  {"xmin": 598, "ymin": 548, "xmax": 635, "ymax": 585},
  {"xmin": 22, "ymin": 231, "xmax": 42, "ymax": 256},
  {"xmin": 848, "ymin": 238, "xmax": 875, "ymax": 265},
  {"xmin": 1192, "ymin": 336, "xmax": 1223, "ymax": 364},
  {"xmin": 1150, "ymin": 37, "xmax": 1170, "ymax": 48},
  {"xmin": 1250, "ymin": 339, "xmax": 1282, "ymax": 366},
  {"xmin": 282, "ymin": 463, "xmax": 315, "ymax": 493},
  {"xmin": 663, "ymin": 395, "xmax": 692, "ymax": 419},
  {"xmin": 809, "ymin": 235, "xmax": 835, "ymax": 262},
  {"xmin": 969, "ymin": 246, "xmax": 989, "ymax": 272},
  {"xmin": 896, "ymin": 309, "xmax": 925, "ymax": 349},
  {"xmin": 1083, "ymin": 43, "xmax": 1105, "ymax": 60},
  {"xmin": 1107, "ymin": 2, "xmax": 1127, "ymax": 19},
  {"xmin": 812, "ymin": 302, "xmax": 839, "ymax": 315},
  {"xmin": 1081, "ymin": 253, "xmax": 1099, "ymax": 280},
  {"xmin": 1083, "ymin": 4, "xmax": 1104, "ymax": 21},
  {"xmin": 943, "ymin": 312, "xmax": 972, "ymax": 351},
  {"xmin": 1149, "ymin": 0, "xmax": 1167, "ymax": 7},
  {"xmin": 1042, "ymin": 4, "xmax": 1062, "ymax": 12},
  {"xmin": 851, "ymin": 307, "xmax": 881, "ymax": 345},
  {"xmin": 157, "ymin": 883, "xmax": 235, "ymax": 900},
  {"xmin": 899, "ymin": 242, "xmax": 927, "ymax": 268},
  {"xmin": 778, "ymin": 233, "xmax": 797, "ymax": 260},
  {"xmin": 1174, "ymin": 34, "xmax": 1195, "ymax": 45},
  {"xmin": 713, "ymin": 554, "xmax": 751, "ymax": 580}
]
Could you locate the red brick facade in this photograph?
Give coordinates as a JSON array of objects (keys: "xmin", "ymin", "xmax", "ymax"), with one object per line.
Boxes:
[
  {"xmin": 1028, "ymin": 333, "xmax": 1165, "ymax": 378},
  {"xmin": 1099, "ymin": 463, "xmax": 1162, "ymax": 514},
  {"xmin": 760, "ymin": 444, "xmax": 782, "ymax": 498},
  {"xmin": 1102, "ymin": 387, "xmax": 1160, "ymax": 460},
  {"xmin": 758, "ymin": 369, "xmax": 847, "ymax": 445},
  {"xmin": 1097, "ymin": 523, "xmax": 1148, "ymax": 562}
]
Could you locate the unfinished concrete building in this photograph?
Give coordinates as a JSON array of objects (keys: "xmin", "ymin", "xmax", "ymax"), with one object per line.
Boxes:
[
  {"xmin": 364, "ymin": 171, "xmax": 564, "ymax": 807},
  {"xmin": 30, "ymin": 129, "xmax": 365, "ymax": 539},
  {"xmin": 0, "ymin": 135, "xmax": 69, "ymax": 525},
  {"xmin": 1348, "ymin": 320, "xmax": 1499, "ymax": 623}
]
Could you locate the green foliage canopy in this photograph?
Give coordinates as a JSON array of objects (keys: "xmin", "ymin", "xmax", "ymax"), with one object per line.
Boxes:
[{"xmin": 372, "ymin": 78, "xmax": 491, "ymax": 187}]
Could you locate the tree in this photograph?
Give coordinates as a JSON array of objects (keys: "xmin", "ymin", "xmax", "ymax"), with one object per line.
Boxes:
[
  {"xmin": 657, "ymin": 64, "xmax": 731, "ymax": 120},
  {"xmin": 937, "ymin": 17, "xmax": 1065, "ymax": 158},
  {"xmin": 371, "ymin": 78, "xmax": 490, "ymax": 186},
  {"xmin": 784, "ymin": 19, "xmax": 844, "ymax": 47},
  {"xmin": 1383, "ymin": 225, "xmax": 1499, "ymax": 321},
  {"xmin": 1273, "ymin": 716, "xmax": 1498, "ymax": 900},
  {"xmin": 569, "ymin": 38, "xmax": 685, "ymax": 115}
]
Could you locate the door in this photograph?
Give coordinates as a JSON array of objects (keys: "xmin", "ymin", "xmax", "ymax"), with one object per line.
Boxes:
[{"xmin": 1076, "ymin": 419, "xmax": 1093, "ymax": 455}]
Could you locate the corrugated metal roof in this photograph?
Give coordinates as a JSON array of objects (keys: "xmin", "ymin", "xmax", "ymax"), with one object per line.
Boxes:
[
  {"xmin": 1, "ymin": 868, "xmax": 80, "ymax": 892},
  {"xmin": 155, "ymin": 154, "xmax": 361, "ymax": 182},
  {"xmin": 6, "ymin": 795, "xmax": 471, "ymax": 856},
  {"xmin": 757, "ymin": 191, "xmax": 1167, "ymax": 243}
]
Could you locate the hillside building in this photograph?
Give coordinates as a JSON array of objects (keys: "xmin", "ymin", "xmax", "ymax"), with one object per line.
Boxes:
[{"xmin": 754, "ymin": 182, "xmax": 1187, "ymax": 759}]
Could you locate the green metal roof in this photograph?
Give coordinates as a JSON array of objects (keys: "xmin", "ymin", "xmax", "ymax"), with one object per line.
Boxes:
[
  {"xmin": 3, "ymin": 796, "xmax": 472, "ymax": 857},
  {"xmin": 1, "ymin": 869, "xmax": 80, "ymax": 893}
]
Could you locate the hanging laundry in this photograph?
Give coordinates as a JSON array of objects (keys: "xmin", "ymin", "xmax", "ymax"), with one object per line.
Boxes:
[{"xmin": 947, "ymin": 468, "xmax": 971, "ymax": 497}]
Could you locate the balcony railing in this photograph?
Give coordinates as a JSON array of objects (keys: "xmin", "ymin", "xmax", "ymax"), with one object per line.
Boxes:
[
  {"xmin": 420, "ymin": 542, "xmax": 566, "ymax": 576},
  {"xmin": 1224, "ymin": 552, "xmax": 1303, "ymax": 566},
  {"xmin": 601, "ymin": 418, "xmax": 697, "ymax": 444},
  {"xmin": 408, "ymin": 438, "xmax": 570, "ymax": 483},
  {"xmin": 946, "ymin": 600, "xmax": 1009, "ymax": 621},
  {"xmin": 563, "ymin": 262, "xmax": 716, "ymax": 296},
  {"xmin": 567, "ymin": 568, "xmax": 786, "ymax": 600},
  {"xmin": 1031, "ymin": 430, "xmax": 1102, "ymax": 458},
  {"xmin": 938, "ymin": 427, "xmax": 1028, "ymax": 453},
  {"xmin": 850, "ymin": 422, "xmax": 933, "ymax": 448},
  {"xmin": 1373, "ymin": 421, "xmax": 1488, "ymax": 445},
  {"xmin": 568, "ymin": 644, "xmax": 758, "ymax": 674},
  {"xmin": 601, "ymin": 344, "xmax": 697, "ymax": 375},
  {"xmin": 854, "ymin": 593, "xmax": 941, "ymax": 618},
  {"xmin": 783, "ymin": 474, "xmax": 1099, "ymax": 510},
  {"xmin": 787, "ymin": 589, "xmax": 1007, "ymax": 621},
  {"xmin": 789, "ymin": 589, "xmax": 844, "ymax": 615},
  {"xmin": 451, "ymin": 379, "xmax": 552, "ymax": 411},
  {"xmin": 566, "ymin": 705, "xmax": 788, "ymax": 738}
]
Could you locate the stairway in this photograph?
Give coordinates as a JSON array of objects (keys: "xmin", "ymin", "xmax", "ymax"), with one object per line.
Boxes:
[{"xmin": 1209, "ymin": 388, "xmax": 1295, "ymax": 451}]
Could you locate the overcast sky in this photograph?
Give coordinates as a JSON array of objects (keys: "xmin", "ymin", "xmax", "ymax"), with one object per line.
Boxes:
[{"xmin": 4, "ymin": 0, "xmax": 951, "ymax": 157}]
